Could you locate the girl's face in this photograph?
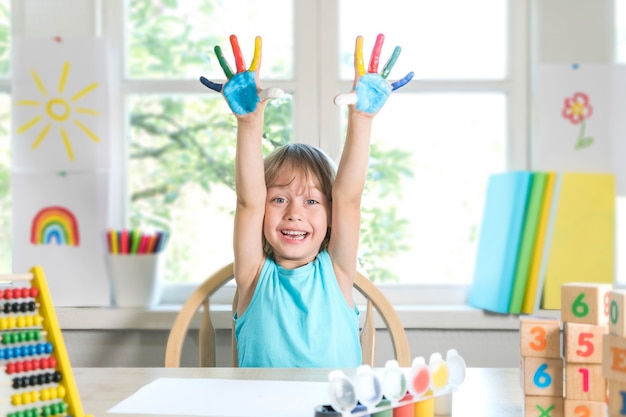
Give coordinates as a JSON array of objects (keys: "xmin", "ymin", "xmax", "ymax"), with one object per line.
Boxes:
[{"xmin": 263, "ymin": 168, "xmax": 330, "ymax": 269}]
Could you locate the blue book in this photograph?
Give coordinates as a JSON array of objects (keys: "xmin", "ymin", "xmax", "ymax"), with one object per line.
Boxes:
[{"xmin": 467, "ymin": 171, "xmax": 533, "ymax": 314}]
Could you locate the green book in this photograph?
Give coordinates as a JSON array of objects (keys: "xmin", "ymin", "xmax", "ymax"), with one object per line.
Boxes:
[{"xmin": 508, "ymin": 172, "xmax": 548, "ymax": 314}]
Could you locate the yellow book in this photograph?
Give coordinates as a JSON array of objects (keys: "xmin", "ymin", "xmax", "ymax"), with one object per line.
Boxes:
[
  {"xmin": 520, "ymin": 171, "xmax": 556, "ymax": 314},
  {"xmin": 540, "ymin": 172, "xmax": 615, "ymax": 310}
]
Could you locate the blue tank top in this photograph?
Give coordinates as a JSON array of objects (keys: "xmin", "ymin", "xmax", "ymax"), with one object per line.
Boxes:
[{"xmin": 234, "ymin": 250, "xmax": 362, "ymax": 367}]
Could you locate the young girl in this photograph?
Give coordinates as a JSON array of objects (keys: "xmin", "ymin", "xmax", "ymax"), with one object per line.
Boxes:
[{"xmin": 201, "ymin": 34, "xmax": 412, "ymax": 367}]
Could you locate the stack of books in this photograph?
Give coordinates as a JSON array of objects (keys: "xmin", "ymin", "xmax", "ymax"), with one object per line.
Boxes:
[{"xmin": 467, "ymin": 171, "xmax": 615, "ymax": 314}]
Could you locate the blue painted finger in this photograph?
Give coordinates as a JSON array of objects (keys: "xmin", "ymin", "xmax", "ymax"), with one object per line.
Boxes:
[
  {"xmin": 200, "ymin": 76, "xmax": 223, "ymax": 93},
  {"xmin": 391, "ymin": 71, "xmax": 414, "ymax": 91}
]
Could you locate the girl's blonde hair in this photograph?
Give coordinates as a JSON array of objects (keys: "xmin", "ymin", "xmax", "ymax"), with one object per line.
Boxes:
[{"xmin": 262, "ymin": 143, "xmax": 337, "ymax": 258}]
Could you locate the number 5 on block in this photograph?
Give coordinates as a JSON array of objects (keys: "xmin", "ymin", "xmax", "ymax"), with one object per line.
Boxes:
[
  {"xmin": 563, "ymin": 322, "xmax": 607, "ymax": 364},
  {"xmin": 520, "ymin": 317, "xmax": 561, "ymax": 359}
]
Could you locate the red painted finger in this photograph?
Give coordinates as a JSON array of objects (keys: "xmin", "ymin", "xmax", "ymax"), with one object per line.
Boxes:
[
  {"xmin": 230, "ymin": 34, "xmax": 246, "ymax": 73},
  {"xmin": 368, "ymin": 34, "xmax": 385, "ymax": 74}
]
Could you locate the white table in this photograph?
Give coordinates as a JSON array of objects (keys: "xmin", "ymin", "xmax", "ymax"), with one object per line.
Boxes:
[{"xmin": 72, "ymin": 367, "xmax": 523, "ymax": 417}]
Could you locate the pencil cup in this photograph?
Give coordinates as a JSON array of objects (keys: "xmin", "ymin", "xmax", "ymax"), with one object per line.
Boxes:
[{"xmin": 107, "ymin": 253, "xmax": 163, "ymax": 307}]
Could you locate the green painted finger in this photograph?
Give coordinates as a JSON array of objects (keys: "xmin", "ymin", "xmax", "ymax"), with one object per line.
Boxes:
[
  {"xmin": 214, "ymin": 45, "xmax": 234, "ymax": 79},
  {"xmin": 381, "ymin": 46, "xmax": 401, "ymax": 79}
]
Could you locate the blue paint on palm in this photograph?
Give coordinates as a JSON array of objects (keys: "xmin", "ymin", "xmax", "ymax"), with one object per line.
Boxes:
[
  {"xmin": 355, "ymin": 73, "xmax": 391, "ymax": 114},
  {"xmin": 223, "ymin": 71, "xmax": 259, "ymax": 115}
]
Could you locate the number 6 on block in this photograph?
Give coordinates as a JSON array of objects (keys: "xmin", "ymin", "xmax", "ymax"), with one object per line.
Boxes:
[
  {"xmin": 561, "ymin": 283, "xmax": 612, "ymax": 325},
  {"xmin": 522, "ymin": 357, "xmax": 563, "ymax": 397}
]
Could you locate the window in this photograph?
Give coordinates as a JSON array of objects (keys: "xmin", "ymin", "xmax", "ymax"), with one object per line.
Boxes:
[
  {"xmin": 7, "ymin": 1, "xmax": 622, "ymax": 305},
  {"xmin": 120, "ymin": 0, "xmax": 521, "ymax": 298}
]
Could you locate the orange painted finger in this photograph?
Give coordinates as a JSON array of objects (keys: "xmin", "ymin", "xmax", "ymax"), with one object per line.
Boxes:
[
  {"xmin": 355, "ymin": 36, "xmax": 366, "ymax": 77},
  {"xmin": 229, "ymin": 34, "xmax": 246, "ymax": 73},
  {"xmin": 368, "ymin": 33, "xmax": 385, "ymax": 73}
]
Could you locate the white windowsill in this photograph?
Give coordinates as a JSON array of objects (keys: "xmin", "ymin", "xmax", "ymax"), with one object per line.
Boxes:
[{"xmin": 54, "ymin": 305, "xmax": 562, "ymax": 331}]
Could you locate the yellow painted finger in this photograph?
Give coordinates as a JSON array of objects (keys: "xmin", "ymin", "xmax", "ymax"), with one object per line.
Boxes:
[
  {"xmin": 249, "ymin": 36, "xmax": 262, "ymax": 72},
  {"xmin": 355, "ymin": 36, "xmax": 365, "ymax": 77}
]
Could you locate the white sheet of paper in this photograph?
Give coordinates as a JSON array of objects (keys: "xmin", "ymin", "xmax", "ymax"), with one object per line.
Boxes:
[
  {"xmin": 107, "ymin": 378, "xmax": 330, "ymax": 417},
  {"xmin": 11, "ymin": 37, "xmax": 110, "ymax": 172},
  {"xmin": 12, "ymin": 171, "xmax": 111, "ymax": 306},
  {"xmin": 533, "ymin": 63, "xmax": 612, "ymax": 172}
]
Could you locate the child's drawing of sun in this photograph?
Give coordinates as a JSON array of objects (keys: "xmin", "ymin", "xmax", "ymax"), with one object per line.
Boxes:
[{"xmin": 15, "ymin": 61, "xmax": 101, "ymax": 161}]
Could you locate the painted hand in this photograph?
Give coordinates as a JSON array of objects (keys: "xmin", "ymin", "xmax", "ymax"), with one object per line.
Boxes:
[
  {"xmin": 199, "ymin": 35, "xmax": 283, "ymax": 115},
  {"xmin": 334, "ymin": 34, "xmax": 414, "ymax": 114}
]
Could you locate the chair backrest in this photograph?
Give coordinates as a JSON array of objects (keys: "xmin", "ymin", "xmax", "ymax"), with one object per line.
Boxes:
[{"xmin": 164, "ymin": 263, "xmax": 411, "ymax": 368}]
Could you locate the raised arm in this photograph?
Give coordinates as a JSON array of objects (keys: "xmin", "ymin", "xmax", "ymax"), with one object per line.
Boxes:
[
  {"xmin": 329, "ymin": 34, "xmax": 413, "ymax": 297},
  {"xmin": 200, "ymin": 35, "xmax": 283, "ymax": 308}
]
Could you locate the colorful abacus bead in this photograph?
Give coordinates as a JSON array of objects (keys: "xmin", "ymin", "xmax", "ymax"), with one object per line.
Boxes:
[
  {"xmin": 0, "ymin": 314, "xmax": 43, "ymax": 330},
  {"xmin": 6, "ymin": 358, "xmax": 48, "ymax": 374},
  {"xmin": 2, "ymin": 330, "xmax": 42, "ymax": 345},
  {"xmin": 0, "ymin": 342, "xmax": 53, "ymax": 360},
  {"xmin": 5, "ymin": 356, "xmax": 58, "ymax": 374},
  {"xmin": 0, "ymin": 287, "xmax": 37, "ymax": 300},
  {"xmin": 11, "ymin": 371, "xmax": 62, "ymax": 389},
  {"xmin": 6, "ymin": 406, "xmax": 39, "ymax": 417},
  {"xmin": 2, "ymin": 301, "xmax": 37, "ymax": 314},
  {"xmin": 41, "ymin": 401, "xmax": 67, "ymax": 416}
]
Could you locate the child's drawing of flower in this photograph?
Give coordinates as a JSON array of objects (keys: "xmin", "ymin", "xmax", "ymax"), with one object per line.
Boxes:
[{"xmin": 561, "ymin": 92, "xmax": 594, "ymax": 149}]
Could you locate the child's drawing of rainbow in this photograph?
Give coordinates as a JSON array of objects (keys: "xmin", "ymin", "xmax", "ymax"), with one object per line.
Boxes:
[{"xmin": 30, "ymin": 206, "xmax": 80, "ymax": 246}]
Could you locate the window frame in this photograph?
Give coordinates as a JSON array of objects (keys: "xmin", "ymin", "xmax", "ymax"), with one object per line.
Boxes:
[{"xmin": 98, "ymin": 0, "xmax": 529, "ymax": 306}]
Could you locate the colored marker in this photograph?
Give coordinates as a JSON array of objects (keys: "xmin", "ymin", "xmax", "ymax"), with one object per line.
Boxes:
[
  {"xmin": 120, "ymin": 229, "xmax": 129, "ymax": 254},
  {"xmin": 109, "ymin": 230, "xmax": 119, "ymax": 254},
  {"xmin": 130, "ymin": 230, "xmax": 141, "ymax": 254}
]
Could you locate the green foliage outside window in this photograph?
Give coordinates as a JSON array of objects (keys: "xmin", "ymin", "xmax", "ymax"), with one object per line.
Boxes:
[{"xmin": 127, "ymin": 0, "xmax": 414, "ymax": 283}]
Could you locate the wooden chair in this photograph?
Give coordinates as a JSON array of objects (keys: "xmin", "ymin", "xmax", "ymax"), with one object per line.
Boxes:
[{"xmin": 164, "ymin": 263, "xmax": 411, "ymax": 368}]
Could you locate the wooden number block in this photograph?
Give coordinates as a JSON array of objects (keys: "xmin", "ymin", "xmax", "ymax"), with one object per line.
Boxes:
[
  {"xmin": 603, "ymin": 334, "xmax": 626, "ymax": 383},
  {"xmin": 523, "ymin": 357, "xmax": 564, "ymax": 397},
  {"xmin": 520, "ymin": 317, "xmax": 562, "ymax": 359},
  {"xmin": 564, "ymin": 399, "xmax": 606, "ymax": 417},
  {"xmin": 561, "ymin": 283, "xmax": 612, "ymax": 325},
  {"xmin": 609, "ymin": 379, "xmax": 626, "ymax": 417},
  {"xmin": 524, "ymin": 396, "xmax": 563, "ymax": 417},
  {"xmin": 610, "ymin": 289, "xmax": 626, "ymax": 337},
  {"xmin": 564, "ymin": 322, "xmax": 608, "ymax": 363},
  {"xmin": 565, "ymin": 363, "xmax": 606, "ymax": 401}
]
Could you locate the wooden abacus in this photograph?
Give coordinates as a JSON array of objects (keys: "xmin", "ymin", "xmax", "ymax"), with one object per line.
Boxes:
[{"xmin": 0, "ymin": 266, "xmax": 91, "ymax": 417}]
